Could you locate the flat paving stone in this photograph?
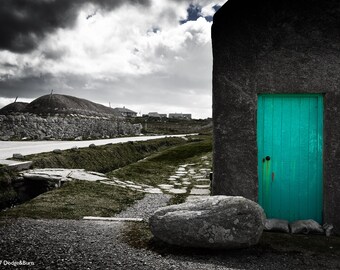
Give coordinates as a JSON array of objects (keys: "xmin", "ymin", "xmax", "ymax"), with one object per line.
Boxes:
[
  {"xmin": 190, "ymin": 188, "xmax": 210, "ymax": 195},
  {"xmin": 100, "ymin": 181, "xmax": 126, "ymax": 188},
  {"xmin": 144, "ymin": 188, "xmax": 163, "ymax": 194},
  {"xmin": 185, "ymin": 195, "xmax": 210, "ymax": 202},
  {"xmin": 194, "ymin": 184, "xmax": 210, "ymax": 188},
  {"xmin": 69, "ymin": 171, "xmax": 109, "ymax": 182},
  {"xmin": 177, "ymin": 167, "xmax": 186, "ymax": 171},
  {"xmin": 182, "ymin": 181, "xmax": 191, "ymax": 185},
  {"xmin": 158, "ymin": 184, "xmax": 174, "ymax": 190},
  {"xmin": 113, "ymin": 180, "xmax": 127, "ymax": 185},
  {"xmin": 126, "ymin": 184, "xmax": 143, "ymax": 190},
  {"xmin": 195, "ymin": 178, "xmax": 210, "ymax": 182},
  {"xmin": 22, "ymin": 168, "xmax": 109, "ymax": 182},
  {"xmin": 141, "ymin": 184, "xmax": 153, "ymax": 188},
  {"xmin": 0, "ymin": 160, "xmax": 33, "ymax": 171},
  {"xmin": 192, "ymin": 175, "xmax": 205, "ymax": 179},
  {"xmin": 168, "ymin": 188, "xmax": 187, "ymax": 194},
  {"xmin": 125, "ymin": 181, "xmax": 135, "ymax": 184}
]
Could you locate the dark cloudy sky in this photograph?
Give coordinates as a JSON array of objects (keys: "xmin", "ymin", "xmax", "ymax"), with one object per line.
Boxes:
[{"xmin": 0, "ymin": 0, "xmax": 226, "ymax": 118}]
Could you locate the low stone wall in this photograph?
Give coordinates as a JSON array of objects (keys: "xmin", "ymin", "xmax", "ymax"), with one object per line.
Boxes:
[{"xmin": 0, "ymin": 113, "xmax": 142, "ymax": 140}]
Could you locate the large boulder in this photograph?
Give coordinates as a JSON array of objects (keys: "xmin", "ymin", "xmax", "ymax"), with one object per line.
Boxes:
[{"xmin": 149, "ymin": 196, "xmax": 265, "ymax": 249}]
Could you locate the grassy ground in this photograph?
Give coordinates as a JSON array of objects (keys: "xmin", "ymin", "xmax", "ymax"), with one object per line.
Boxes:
[
  {"xmin": 0, "ymin": 137, "xmax": 187, "ymax": 213},
  {"xmin": 22, "ymin": 137, "xmax": 187, "ymax": 173},
  {"xmin": 0, "ymin": 166, "xmax": 19, "ymax": 209},
  {"xmin": 0, "ymin": 135, "xmax": 212, "ymax": 219},
  {"xmin": 0, "ymin": 181, "xmax": 144, "ymax": 219},
  {"xmin": 108, "ymin": 135, "xmax": 212, "ymax": 187}
]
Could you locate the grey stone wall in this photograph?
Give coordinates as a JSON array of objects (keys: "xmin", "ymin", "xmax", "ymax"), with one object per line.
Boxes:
[
  {"xmin": 212, "ymin": 0, "xmax": 340, "ymax": 233},
  {"xmin": 0, "ymin": 114, "xmax": 142, "ymax": 140}
]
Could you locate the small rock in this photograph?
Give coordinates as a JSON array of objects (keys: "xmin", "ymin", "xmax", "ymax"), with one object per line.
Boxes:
[
  {"xmin": 12, "ymin": 153, "xmax": 24, "ymax": 160},
  {"xmin": 89, "ymin": 144, "xmax": 96, "ymax": 148},
  {"xmin": 74, "ymin": 136, "xmax": 83, "ymax": 141},
  {"xmin": 0, "ymin": 135, "xmax": 11, "ymax": 141},
  {"xmin": 264, "ymin": 219, "xmax": 289, "ymax": 233},
  {"xmin": 149, "ymin": 196, "xmax": 265, "ymax": 249},
  {"xmin": 323, "ymin": 223, "xmax": 334, "ymax": 237},
  {"xmin": 53, "ymin": 149, "xmax": 62, "ymax": 154},
  {"xmin": 290, "ymin": 219, "xmax": 324, "ymax": 234}
]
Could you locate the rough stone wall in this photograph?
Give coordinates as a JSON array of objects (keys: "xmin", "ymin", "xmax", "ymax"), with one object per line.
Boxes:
[
  {"xmin": 212, "ymin": 0, "xmax": 340, "ymax": 233},
  {"xmin": 0, "ymin": 114, "xmax": 142, "ymax": 140}
]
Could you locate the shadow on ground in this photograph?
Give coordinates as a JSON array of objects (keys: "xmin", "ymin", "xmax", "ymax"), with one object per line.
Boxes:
[{"xmin": 122, "ymin": 222, "xmax": 340, "ymax": 269}]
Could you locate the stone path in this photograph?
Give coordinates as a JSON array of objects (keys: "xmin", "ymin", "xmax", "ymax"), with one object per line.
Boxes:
[
  {"xmin": 20, "ymin": 155, "xmax": 212, "ymax": 198},
  {"xmin": 101, "ymin": 155, "xmax": 212, "ymax": 199}
]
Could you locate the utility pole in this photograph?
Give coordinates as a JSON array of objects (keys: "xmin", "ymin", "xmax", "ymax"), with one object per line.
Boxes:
[
  {"xmin": 49, "ymin": 89, "xmax": 53, "ymax": 103},
  {"xmin": 14, "ymin": 96, "xmax": 18, "ymax": 103}
]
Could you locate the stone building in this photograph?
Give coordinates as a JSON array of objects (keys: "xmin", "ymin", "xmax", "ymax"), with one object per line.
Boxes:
[
  {"xmin": 169, "ymin": 113, "xmax": 192, "ymax": 120},
  {"xmin": 113, "ymin": 107, "xmax": 137, "ymax": 117},
  {"xmin": 212, "ymin": 0, "xmax": 340, "ymax": 233},
  {"xmin": 147, "ymin": 112, "xmax": 167, "ymax": 118}
]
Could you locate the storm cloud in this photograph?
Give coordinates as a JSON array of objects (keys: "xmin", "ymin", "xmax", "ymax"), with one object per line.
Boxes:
[
  {"xmin": 0, "ymin": 0, "xmax": 150, "ymax": 53},
  {"xmin": 0, "ymin": 0, "xmax": 226, "ymax": 118}
]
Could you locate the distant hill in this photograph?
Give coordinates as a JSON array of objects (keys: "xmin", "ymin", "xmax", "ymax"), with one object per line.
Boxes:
[
  {"xmin": 0, "ymin": 102, "xmax": 29, "ymax": 114},
  {"xmin": 0, "ymin": 94, "xmax": 119, "ymax": 117}
]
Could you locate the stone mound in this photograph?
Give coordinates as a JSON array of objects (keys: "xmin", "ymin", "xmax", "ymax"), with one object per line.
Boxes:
[
  {"xmin": 0, "ymin": 102, "xmax": 29, "ymax": 115},
  {"xmin": 23, "ymin": 94, "xmax": 117, "ymax": 116}
]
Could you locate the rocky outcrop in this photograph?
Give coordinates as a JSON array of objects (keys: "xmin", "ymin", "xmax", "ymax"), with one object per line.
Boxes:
[
  {"xmin": 149, "ymin": 196, "xmax": 265, "ymax": 249},
  {"xmin": 0, "ymin": 113, "xmax": 142, "ymax": 140}
]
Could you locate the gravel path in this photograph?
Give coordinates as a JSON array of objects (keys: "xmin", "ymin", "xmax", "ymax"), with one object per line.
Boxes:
[
  {"xmin": 115, "ymin": 194, "xmax": 171, "ymax": 221},
  {"xmin": 0, "ymin": 195, "xmax": 339, "ymax": 269}
]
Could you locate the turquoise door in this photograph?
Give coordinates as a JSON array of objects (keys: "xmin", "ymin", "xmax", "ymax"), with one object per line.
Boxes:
[{"xmin": 257, "ymin": 94, "xmax": 323, "ymax": 223}]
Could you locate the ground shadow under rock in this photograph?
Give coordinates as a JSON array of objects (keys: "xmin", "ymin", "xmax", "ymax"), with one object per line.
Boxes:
[{"xmin": 122, "ymin": 222, "xmax": 340, "ymax": 269}]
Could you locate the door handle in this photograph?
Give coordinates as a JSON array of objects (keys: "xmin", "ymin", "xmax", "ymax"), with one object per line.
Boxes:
[{"xmin": 262, "ymin": 156, "xmax": 271, "ymax": 163}]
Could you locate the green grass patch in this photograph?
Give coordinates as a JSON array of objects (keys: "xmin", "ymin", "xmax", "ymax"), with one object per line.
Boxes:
[
  {"xmin": 22, "ymin": 137, "xmax": 187, "ymax": 173},
  {"xmin": 0, "ymin": 167, "xmax": 19, "ymax": 209},
  {"xmin": 108, "ymin": 135, "xmax": 212, "ymax": 187},
  {"xmin": 122, "ymin": 221, "xmax": 153, "ymax": 249},
  {"xmin": 0, "ymin": 181, "xmax": 144, "ymax": 219}
]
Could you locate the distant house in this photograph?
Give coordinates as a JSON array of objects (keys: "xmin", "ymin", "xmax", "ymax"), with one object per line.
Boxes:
[
  {"xmin": 113, "ymin": 107, "xmax": 137, "ymax": 117},
  {"xmin": 147, "ymin": 112, "xmax": 167, "ymax": 118},
  {"xmin": 169, "ymin": 113, "xmax": 191, "ymax": 120}
]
